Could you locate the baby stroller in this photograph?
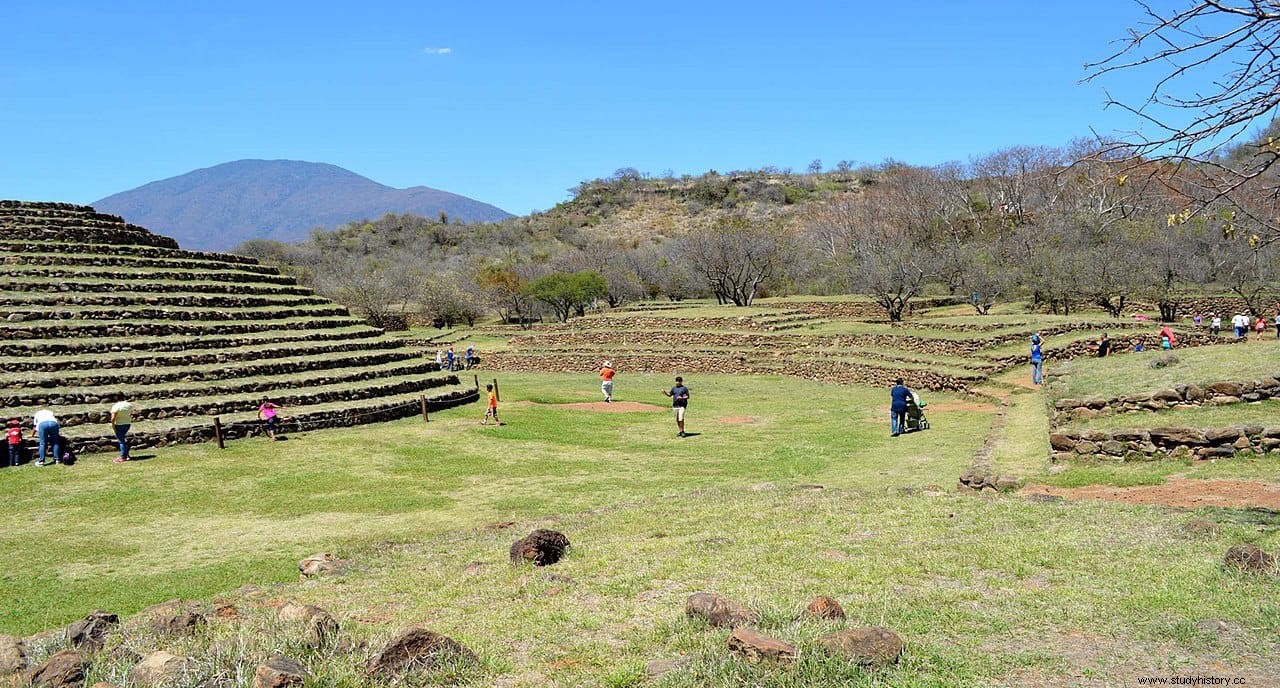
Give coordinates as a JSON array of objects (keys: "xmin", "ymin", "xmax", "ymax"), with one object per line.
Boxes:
[{"xmin": 904, "ymin": 392, "xmax": 930, "ymax": 432}]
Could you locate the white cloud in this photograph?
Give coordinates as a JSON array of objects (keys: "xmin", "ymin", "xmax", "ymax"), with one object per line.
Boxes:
[{"xmin": 423, "ymin": 47, "xmax": 453, "ymax": 56}]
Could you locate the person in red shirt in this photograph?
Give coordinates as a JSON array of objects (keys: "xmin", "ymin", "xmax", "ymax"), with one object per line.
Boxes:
[
  {"xmin": 600, "ymin": 361, "xmax": 616, "ymax": 403},
  {"xmin": 481, "ymin": 384, "xmax": 503, "ymax": 426},
  {"xmin": 6, "ymin": 419, "xmax": 23, "ymax": 467}
]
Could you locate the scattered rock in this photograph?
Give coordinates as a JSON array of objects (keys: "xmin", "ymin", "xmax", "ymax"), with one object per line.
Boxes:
[
  {"xmin": 801, "ymin": 596, "xmax": 846, "ymax": 621},
  {"xmin": 509, "ymin": 529, "xmax": 571, "ymax": 566},
  {"xmin": 727, "ymin": 628, "xmax": 797, "ymax": 663},
  {"xmin": 816, "ymin": 627, "xmax": 904, "ymax": 667},
  {"xmin": 25, "ymin": 649, "xmax": 86, "ymax": 688},
  {"xmin": 684, "ymin": 592, "xmax": 759, "ymax": 628},
  {"xmin": 487, "ymin": 521, "xmax": 516, "ymax": 530},
  {"xmin": 1206, "ymin": 381, "xmax": 1244, "ymax": 397},
  {"xmin": 364, "ymin": 627, "xmax": 476, "ymax": 680},
  {"xmin": 1149, "ymin": 354, "xmax": 1179, "ymax": 369},
  {"xmin": 1224, "ymin": 543, "xmax": 1276, "ymax": 575},
  {"xmin": 1025, "ymin": 492, "xmax": 1064, "ymax": 504},
  {"xmin": 1204, "ymin": 427, "xmax": 1242, "ymax": 444},
  {"xmin": 0, "ymin": 634, "xmax": 27, "ymax": 675},
  {"xmin": 129, "ymin": 651, "xmax": 190, "ymax": 685},
  {"xmin": 645, "ymin": 657, "xmax": 690, "ymax": 679},
  {"xmin": 298, "ymin": 552, "xmax": 345, "ymax": 577},
  {"xmin": 277, "ymin": 602, "xmax": 340, "ymax": 649},
  {"xmin": 1182, "ymin": 519, "xmax": 1221, "ymax": 537},
  {"xmin": 254, "ymin": 655, "xmax": 311, "ymax": 688},
  {"xmin": 65, "ymin": 610, "xmax": 119, "ymax": 652}
]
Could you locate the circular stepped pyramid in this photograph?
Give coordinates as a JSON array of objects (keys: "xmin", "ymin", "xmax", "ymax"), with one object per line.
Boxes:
[{"xmin": 1, "ymin": 200, "xmax": 478, "ymax": 455}]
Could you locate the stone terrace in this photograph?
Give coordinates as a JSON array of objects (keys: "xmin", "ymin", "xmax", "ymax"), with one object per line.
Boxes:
[{"xmin": 1, "ymin": 201, "xmax": 478, "ymax": 455}]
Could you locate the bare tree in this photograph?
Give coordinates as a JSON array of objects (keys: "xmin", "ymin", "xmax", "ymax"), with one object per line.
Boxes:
[{"xmin": 680, "ymin": 216, "xmax": 796, "ymax": 306}]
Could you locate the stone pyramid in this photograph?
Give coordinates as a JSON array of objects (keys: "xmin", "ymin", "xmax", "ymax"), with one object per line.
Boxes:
[{"xmin": 0, "ymin": 200, "xmax": 477, "ymax": 455}]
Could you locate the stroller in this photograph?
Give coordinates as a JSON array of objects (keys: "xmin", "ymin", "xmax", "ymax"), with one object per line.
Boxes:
[{"xmin": 904, "ymin": 392, "xmax": 930, "ymax": 432}]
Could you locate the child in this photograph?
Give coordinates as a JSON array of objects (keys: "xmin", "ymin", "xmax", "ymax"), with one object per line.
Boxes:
[
  {"xmin": 257, "ymin": 398, "xmax": 282, "ymax": 441},
  {"xmin": 6, "ymin": 419, "xmax": 22, "ymax": 467},
  {"xmin": 481, "ymin": 384, "xmax": 503, "ymax": 425}
]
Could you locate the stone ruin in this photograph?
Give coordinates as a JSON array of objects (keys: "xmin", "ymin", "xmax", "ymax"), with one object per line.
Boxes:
[{"xmin": 0, "ymin": 201, "xmax": 478, "ymax": 456}]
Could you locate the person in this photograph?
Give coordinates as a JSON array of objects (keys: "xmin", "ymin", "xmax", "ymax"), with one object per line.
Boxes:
[
  {"xmin": 1158, "ymin": 324, "xmax": 1176, "ymax": 349},
  {"xmin": 446, "ymin": 346, "xmax": 456, "ymax": 371},
  {"xmin": 1256, "ymin": 315, "xmax": 1266, "ymax": 338},
  {"xmin": 1275, "ymin": 311, "xmax": 1280, "ymax": 339},
  {"xmin": 1097, "ymin": 333, "xmax": 1112, "ymax": 358},
  {"xmin": 1232, "ymin": 313, "xmax": 1248, "ymax": 339},
  {"xmin": 1210, "ymin": 313, "xmax": 1222, "ymax": 336},
  {"xmin": 465, "ymin": 345, "xmax": 475, "ymax": 370},
  {"xmin": 1134, "ymin": 341, "xmax": 1145, "ymax": 352},
  {"xmin": 6, "ymin": 419, "xmax": 23, "ymax": 467},
  {"xmin": 600, "ymin": 360, "xmax": 616, "ymax": 403},
  {"xmin": 481, "ymin": 384, "xmax": 502, "ymax": 425},
  {"xmin": 258, "ymin": 398, "xmax": 282, "ymax": 441},
  {"xmin": 33, "ymin": 408, "xmax": 61, "ymax": 466},
  {"xmin": 890, "ymin": 378, "xmax": 911, "ymax": 437},
  {"xmin": 110, "ymin": 398, "xmax": 135, "ymax": 463},
  {"xmin": 435, "ymin": 349, "xmax": 443, "ymax": 370},
  {"xmin": 663, "ymin": 376, "xmax": 690, "ymax": 437},
  {"xmin": 1193, "ymin": 313, "xmax": 1203, "ymax": 328},
  {"xmin": 1031, "ymin": 331, "xmax": 1043, "ymax": 347},
  {"xmin": 1030, "ymin": 342, "xmax": 1043, "ymax": 385}
]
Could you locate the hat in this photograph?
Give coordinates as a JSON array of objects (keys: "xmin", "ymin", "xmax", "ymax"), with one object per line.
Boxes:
[{"xmin": 603, "ymin": 361, "xmax": 612, "ymax": 367}]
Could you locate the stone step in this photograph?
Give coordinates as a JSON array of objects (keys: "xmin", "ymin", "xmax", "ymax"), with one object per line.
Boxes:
[
  {"xmin": 2, "ymin": 250, "xmax": 282, "ymax": 275},
  {"xmin": 0, "ymin": 324, "xmax": 384, "ymax": 357},
  {"xmin": 7, "ymin": 371, "xmax": 464, "ymax": 429},
  {"xmin": 0, "ymin": 201, "xmax": 131, "ymax": 225},
  {"xmin": 0, "ymin": 264, "xmax": 299, "ymax": 286},
  {"xmin": 0, "ymin": 225, "xmax": 178, "ymax": 249},
  {"xmin": 0, "ymin": 332, "xmax": 399, "ymax": 368},
  {"xmin": 3, "ymin": 302, "xmax": 351, "ymax": 323},
  {"xmin": 0, "ymin": 240, "xmax": 263, "ymax": 267},
  {"xmin": 0, "ymin": 276, "xmax": 314, "ymax": 297},
  {"xmin": 58, "ymin": 384, "xmax": 480, "ymax": 455},
  {"xmin": 1, "ymin": 291, "xmax": 332, "ymax": 310},
  {"xmin": 0, "ymin": 315, "xmax": 371, "ymax": 342},
  {"xmin": 6, "ymin": 347, "xmax": 426, "ymax": 388}
]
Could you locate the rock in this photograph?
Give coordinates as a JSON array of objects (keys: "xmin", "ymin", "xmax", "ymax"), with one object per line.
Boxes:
[
  {"xmin": 1048, "ymin": 434, "xmax": 1076, "ymax": 451},
  {"xmin": 25, "ymin": 649, "xmax": 86, "ymax": 688},
  {"xmin": 213, "ymin": 602, "xmax": 239, "ymax": 619},
  {"xmin": 65, "ymin": 610, "xmax": 119, "ymax": 652},
  {"xmin": 994, "ymin": 476, "xmax": 1021, "ymax": 491},
  {"xmin": 1151, "ymin": 388, "xmax": 1182, "ymax": 402},
  {"xmin": 1149, "ymin": 354, "xmax": 1179, "ymax": 369},
  {"xmin": 1073, "ymin": 441, "xmax": 1098, "ymax": 455},
  {"xmin": 1198, "ymin": 446, "xmax": 1236, "ymax": 459},
  {"xmin": 364, "ymin": 627, "xmax": 476, "ymax": 680},
  {"xmin": 253, "ymin": 655, "xmax": 310, "ymax": 688},
  {"xmin": 509, "ymin": 529, "xmax": 571, "ymax": 566},
  {"xmin": 462, "ymin": 561, "xmax": 487, "ymax": 576},
  {"xmin": 1195, "ymin": 618, "xmax": 1241, "ymax": 635},
  {"xmin": 1184, "ymin": 384, "xmax": 1206, "ymax": 402},
  {"xmin": 298, "ymin": 552, "xmax": 344, "ymax": 577},
  {"xmin": 1204, "ymin": 427, "xmax": 1242, "ymax": 444},
  {"xmin": 645, "ymin": 657, "xmax": 690, "ymax": 679},
  {"xmin": 801, "ymin": 596, "xmax": 846, "ymax": 621},
  {"xmin": 1209, "ymin": 395, "xmax": 1243, "ymax": 406},
  {"xmin": 1072, "ymin": 407, "xmax": 1099, "ymax": 419},
  {"xmin": 1232, "ymin": 436, "xmax": 1254, "ymax": 450},
  {"xmin": 91, "ymin": 683, "xmax": 117, "ymax": 688},
  {"xmin": 1206, "ymin": 381, "xmax": 1244, "ymax": 397},
  {"xmin": 135, "ymin": 600, "xmax": 206, "ymax": 636},
  {"xmin": 1183, "ymin": 519, "xmax": 1221, "ymax": 537},
  {"xmin": 727, "ymin": 628, "xmax": 797, "ymax": 663},
  {"xmin": 276, "ymin": 602, "xmax": 339, "ymax": 649},
  {"xmin": 129, "ymin": 651, "xmax": 190, "ymax": 685},
  {"xmin": 1224, "ymin": 543, "xmax": 1276, "ymax": 575},
  {"xmin": 1026, "ymin": 492, "xmax": 1064, "ymax": 504},
  {"xmin": 685, "ymin": 592, "xmax": 759, "ymax": 628},
  {"xmin": 816, "ymin": 627, "xmax": 904, "ymax": 667},
  {"xmin": 0, "ymin": 634, "xmax": 27, "ymax": 675},
  {"xmin": 1100, "ymin": 440, "xmax": 1126, "ymax": 456},
  {"xmin": 1148, "ymin": 427, "xmax": 1207, "ymax": 446}
]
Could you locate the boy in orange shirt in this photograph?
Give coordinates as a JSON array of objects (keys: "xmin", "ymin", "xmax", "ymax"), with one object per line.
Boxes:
[
  {"xmin": 600, "ymin": 361, "xmax": 615, "ymax": 403},
  {"xmin": 481, "ymin": 384, "xmax": 503, "ymax": 425}
]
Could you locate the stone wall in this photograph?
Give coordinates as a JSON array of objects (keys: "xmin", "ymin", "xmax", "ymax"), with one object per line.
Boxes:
[
  {"xmin": 1, "ymin": 326, "xmax": 383, "ymax": 357},
  {"xmin": 993, "ymin": 331, "xmax": 1238, "ymax": 374},
  {"xmin": 0, "ymin": 201, "xmax": 180, "ymax": 249},
  {"xmin": 1049, "ymin": 426, "xmax": 1280, "ymax": 462},
  {"xmin": 1051, "ymin": 374, "xmax": 1274, "ymax": 425}
]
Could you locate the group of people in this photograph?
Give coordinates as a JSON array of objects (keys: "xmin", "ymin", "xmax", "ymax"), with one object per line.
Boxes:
[
  {"xmin": 435, "ymin": 345, "xmax": 478, "ymax": 372},
  {"xmin": 1028, "ymin": 321, "xmax": 1189, "ymax": 385},
  {"xmin": 5, "ymin": 400, "xmax": 136, "ymax": 467}
]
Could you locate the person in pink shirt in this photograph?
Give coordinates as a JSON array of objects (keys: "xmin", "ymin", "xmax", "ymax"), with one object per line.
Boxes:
[{"xmin": 258, "ymin": 398, "xmax": 283, "ymax": 441}]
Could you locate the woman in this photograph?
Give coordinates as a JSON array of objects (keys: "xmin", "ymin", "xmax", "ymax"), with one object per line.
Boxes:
[{"xmin": 33, "ymin": 408, "xmax": 62, "ymax": 466}]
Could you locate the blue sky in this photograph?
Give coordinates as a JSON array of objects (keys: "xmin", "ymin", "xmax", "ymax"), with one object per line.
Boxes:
[{"xmin": 0, "ymin": 1, "xmax": 1197, "ymax": 215}]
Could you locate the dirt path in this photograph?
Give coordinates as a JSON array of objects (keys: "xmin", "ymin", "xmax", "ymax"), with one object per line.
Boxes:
[{"xmin": 1022, "ymin": 478, "xmax": 1280, "ymax": 510}]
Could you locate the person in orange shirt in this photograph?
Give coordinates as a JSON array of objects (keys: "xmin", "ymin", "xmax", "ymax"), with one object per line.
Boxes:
[
  {"xmin": 600, "ymin": 360, "xmax": 616, "ymax": 403},
  {"xmin": 481, "ymin": 384, "xmax": 503, "ymax": 425}
]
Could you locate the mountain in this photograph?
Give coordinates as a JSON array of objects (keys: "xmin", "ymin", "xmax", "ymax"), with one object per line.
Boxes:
[{"xmin": 91, "ymin": 159, "xmax": 513, "ymax": 251}]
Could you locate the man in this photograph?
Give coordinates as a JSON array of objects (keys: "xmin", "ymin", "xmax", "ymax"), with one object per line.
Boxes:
[
  {"xmin": 600, "ymin": 360, "xmax": 616, "ymax": 403},
  {"xmin": 890, "ymin": 378, "xmax": 911, "ymax": 437},
  {"xmin": 465, "ymin": 345, "xmax": 476, "ymax": 370},
  {"xmin": 1030, "ymin": 342, "xmax": 1043, "ymax": 385},
  {"xmin": 1097, "ymin": 333, "xmax": 1111, "ymax": 358},
  {"xmin": 663, "ymin": 376, "xmax": 690, "ymax": 437},
  {"xmin": 110, "ymin": 397, "xmax": 135, "ymax": 463},
  {"xmin": 1232, "ymin": 313, "xmax": 1247, "ymax": 339}
]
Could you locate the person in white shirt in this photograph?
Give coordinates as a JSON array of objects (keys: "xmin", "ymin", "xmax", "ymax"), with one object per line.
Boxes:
[
  {"xmin": 110, "ymin": 399, "xmax": 135, "ymax": 463},
  {"xmin": 32, "ymin": 408, "xmax": 62, "ymax": 466}
]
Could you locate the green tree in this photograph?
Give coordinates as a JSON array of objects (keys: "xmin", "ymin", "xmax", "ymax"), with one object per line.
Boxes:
[{"xmin": 522, "ymin": 270, "xmax": 608, "ymax": 322}]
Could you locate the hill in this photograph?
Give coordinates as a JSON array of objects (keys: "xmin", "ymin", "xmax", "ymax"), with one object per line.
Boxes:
[{"xmin": 91, "ymin": 159, "xmax": 513, "ymax": 251}]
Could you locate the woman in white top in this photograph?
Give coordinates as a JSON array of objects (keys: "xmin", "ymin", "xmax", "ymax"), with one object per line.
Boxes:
[{"xmin": 32, "ymin": 409, "xmax": 62, "ymax": 466}]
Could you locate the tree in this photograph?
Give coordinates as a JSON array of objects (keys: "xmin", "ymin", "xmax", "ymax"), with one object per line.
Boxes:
[
  {"xmin": 522, "ymin": 270, "xmax": 608, "ymax": 322},
  {"xmin": 473, "ymin": 263, "xmax": 536, "ymax": 328},
  {"xmin": 681, "ymin": 216, "xmax": 796, "ymax": 306}
]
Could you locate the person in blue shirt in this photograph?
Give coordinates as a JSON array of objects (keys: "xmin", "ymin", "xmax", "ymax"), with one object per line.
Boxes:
[
  {"xmin": 890, "ymin": 378, "xmax": 912, "ymax": 437},
  {"xmin": 1030, "ymin": 343, "xmax": 1043, "ymax": 385}
]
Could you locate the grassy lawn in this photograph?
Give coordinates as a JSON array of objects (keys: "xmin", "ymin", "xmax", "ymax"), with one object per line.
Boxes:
[{"xmin": 1049, "ymin": 340, "xmax": 1280, "ymax": 400}]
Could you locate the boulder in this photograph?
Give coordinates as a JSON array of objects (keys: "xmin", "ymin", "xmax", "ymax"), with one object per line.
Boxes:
[
  {"xmin": 0, "ymin": 634, "xmax": 27, "ymax": 675},
  {"xmin": 1048, "ymin": 434, "xmax": 1076, "ymax": 452},
  {"xmin": 1148, "ymin": 427, "xmax": 1207, "ymax": 446},
  {"xmin": 253, "ymin": 655, "xmax": 310, "ymax": 688},
  {"xmin": 1206, "ymin": 381, "xmax": 1244, "ymax": 397},
  {"xmin": 298, "ymin": 552, "xmax": 344, "ymax": 577},
  {"xmin": 276, "ymin": 602, "xmax": 339, "ymax": 649},
  {"xmin": 801, "ymin": 596, "xmax": 846, "ymax": 621},
  {"xmin": 1198, "ymin": 446, "xmax": 1237, "ymax": 459},
  {"xmin": 1100, "ymin": 440, "xmax": 1126, "ymax": 456},
  {"xmin": 25, "ymin": 649, "xmax": 86, "ymax": 688},
  {"xmin": 1151, "ymin": 388, "xmax": 1182, "ymax": 403},
  {"xmin": 727, "ymin": 628, "xmax": 797, "ymax": 663},
  {"xmin": 509, "ymin": 529, "xmax": 571, "ymax": 567},
  {"xmin": 1204, "ymin": 427, "xmax": 1242, "ymax": 444},
  {"xmin": 1184, "ymin": 384, "xmax": 1206, "ymax": 402},
  {"xmin": 816, "ymin": 627, "xmax": 904, "ymax": 667},
  {"xmin": 1232, "ymin": 436, "xmax": 1254, "ymax": 451},
  {"xmin": 1224, "ymin": 543, "xmax": 1276, "ymax": 575},
  {"xmin": 685, "ymin": 592, "xmax": 759, "ymax": 628},
  {"xmin": 364, "ymin": 627, "xmax": 476, "ymax": 680},
  {"xmin": 129, "ymin": 651, "xmax": 190, "ymax": 685},
  {"xmin": 65, "ymin": 610, "xmax": 119, "ymax": 652},
  {"xmin": 1073, "ymin": 441, "xmax": 1098, "ymax": 455}
]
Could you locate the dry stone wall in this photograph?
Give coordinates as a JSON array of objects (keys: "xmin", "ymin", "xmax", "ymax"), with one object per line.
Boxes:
[
  {"xmin": 1049, "ymin": 425, "xmax": 1280, "ymax": 462},
  {"xmin": 1052, "ymin": 375, "xmax": 1280, "ymax": 425}
]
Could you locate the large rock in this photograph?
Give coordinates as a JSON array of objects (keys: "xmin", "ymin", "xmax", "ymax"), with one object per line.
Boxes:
[
  {"xmin": 129, "ymin": 651, "xmax": 190, "ymax": 685},
  {"xmin": 364, "ymin": 627, "xmax": 476, "ymax": 680},
  {"xmin": 26, "ymin": 649, "xmax": 87, "ymax": 688},
  {"xmin": 0, "ymin": 634, "xmax": 26, "ymax": 675},
  {"xmin": 1048, "ymin": 433, "xmax": 1076, "ymax": 452},
  {"xmin": 276, "ymin": 602, "xmax": 339, "ymax": 649},
  {"xmin": 801, "ymin": 596, "xmax": 846, "ymax": 621},
  {"xmin": 1204, "ymin": 427, "xmax": 1242, "ymax": 444},
  {"xmin": 816, "ymin": 627, "xmax": 904, "ymax": 667},
  {"xmin": 1224, "ymin": 543, "xmax": 1276, "ymax": 575},
  {"xmin": 509, "ymin": 529, "xmax": 571, "ymax": 566},
  {"xmin": 65, "ymin": 611, "xmax": 119, "ymax": 652},
  {"xmin": 1151, "ymin": 388, "xmax": 1182, "ymax": 403},
  {"xmin": 685, "ymin": 592, "xmax": 759, "ymax": 628},
  {"xmin": 1148, "ymin": 427, "xmax": 1207, "ymax": 446},
  {"xmin": 1206, "ymin": 381, "xmax": 1244, "ymax": 397},
  {"xmin": 254, "ymin": 655, "xmax": 310, "ymax": 688},
  {"xmin": 727, "ymin": 628, "xmax": 797, "ymax": 663},
  {"xmin": 298, "ymin": 552, "xmax": 345, "ymax": 577}
]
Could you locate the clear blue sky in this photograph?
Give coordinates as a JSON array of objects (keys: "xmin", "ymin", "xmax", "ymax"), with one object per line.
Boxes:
[{"xmin": 0, "ymin": 1, "xmax": 1184, "ymax": 215}]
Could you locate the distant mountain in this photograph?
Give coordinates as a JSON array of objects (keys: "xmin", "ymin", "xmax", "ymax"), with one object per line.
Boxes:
[{"xmin": 92, "ymin": 159, "xmax": 513, "ymax": 251}]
